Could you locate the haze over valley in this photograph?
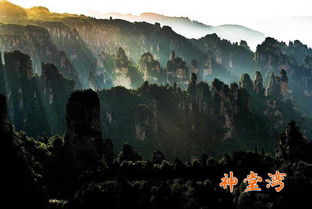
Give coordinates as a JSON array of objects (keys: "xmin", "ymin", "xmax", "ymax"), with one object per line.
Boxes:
[{"xmin": 1, "ymin": 1, "xmax": 312, "ymax": 208}]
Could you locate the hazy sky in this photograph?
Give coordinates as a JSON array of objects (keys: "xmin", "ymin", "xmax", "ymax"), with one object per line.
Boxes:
[{"xmin": 9, "ymin": 0, "xmax": 312, "ymax": 26}]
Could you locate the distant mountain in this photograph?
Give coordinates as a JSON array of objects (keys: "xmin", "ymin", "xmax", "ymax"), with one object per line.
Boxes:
[
  {"xmin": 1, "ymin": 1, "xmax": 312, "ymax": 160},
  {"xmin": 88, "ymin": 11, "xmax": 266, "ymax": 51},
  {"xmin": 0, "ymin": 1, "xmax": 265, "ymax": 50},
  {"xmin": 0, "ymin": 1, "xmax": 253, "ymax": 86},
  {"xmin": 1, "ymin": 1, "xmax": 312, "ymax": 118}
]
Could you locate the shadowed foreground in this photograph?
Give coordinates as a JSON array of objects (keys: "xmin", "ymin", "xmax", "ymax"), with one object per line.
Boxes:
[{"xmin": 0, "ymin": 91, "xmax": 312, "ymax": 209}]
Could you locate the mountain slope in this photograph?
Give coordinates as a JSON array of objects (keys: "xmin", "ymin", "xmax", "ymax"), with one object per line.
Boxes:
[
  {"xmin": 89, "ymin": 11, "xmax": 265, "ymax": 50},
  {"xmin": 1, "ymin": 1, "xmax": 248, "ymax": 85}
]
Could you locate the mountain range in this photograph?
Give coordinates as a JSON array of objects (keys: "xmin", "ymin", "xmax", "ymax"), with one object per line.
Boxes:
[
  {"xmin": 2, "ymin": 1, "xmax": 312, "ymax": 208},
  {"xmin": 1, "ymin": 0, "xmax": 312, "ymax": 142},
  {"xmin": 88, "ymin": 11, "xmax": 266, "ymax": 51},
  {"xmin": 88, "ymin": 11, "xmax": 312, "ymax": 52}
]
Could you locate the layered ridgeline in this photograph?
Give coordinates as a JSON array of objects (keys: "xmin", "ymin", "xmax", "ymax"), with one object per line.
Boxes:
[
  {"xmin": 1, "ymin": 1, "xmax": 312, "ymax": 114},
  {"xmin": 0, "ymin": 50, "xmax": 311, "ymax": 160},
  {"xmin": 0, "ymin": 1, "xmax": 312, "ymax": 157},
  {"xmin": 0, "ymin": 0, "xmax": 259, "ymax": 87},
  {"xmin": 88, "ymin": 12, "xmax": 265, "ymax": 51}
]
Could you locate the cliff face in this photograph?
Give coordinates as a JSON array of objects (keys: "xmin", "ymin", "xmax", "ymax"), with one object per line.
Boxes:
[
  {"xmin": 255, "ymin": 37, "xmax": 312, "ymax": 115},
  {"xmin": 35, "ymin": 21, "xmax": 98, "ymax": 88},
  {"xmin": 0, "ymin": 2, "xmax": 266, "ymax": 90},
  {"xmin": 45, "ymin": 18, "xmax": 255, "ymax": 86},
  {"xmin": 40, "ymin": 63, "xmax": 75, "ymax": 134},
  {"xmin": 253, "ymin": 71, "xmax": 265, "ymax": 97},
  {"xmin": 139, "ymin": 52, "xmax": 165, "ymax": 84},
  {"xmin": 96, "ymin": 70, "xmax": 306, "ymax": 160},
  {"xmin": 64, "ymin": 89, "xmax": 103, "ymax": 170},
  {"xmin": 3, "ymin": 51, "xmax": 46, "ymax": 135},
  {"xmin": 0, "ymin": 50, "xmax": 310, "ymax": 160},
  {"xmin": 0, "ymin": 24, "xmax": 79, "ymax": 85},
  {"xmin": 167, "ymin": 51, "xmax": 189, "ymax": 88},
  {"xmin": 0, "ymin": 53, "xmax": 5, "ymax": 95},
  {"xmin": 63, "ymin": 19, "xmax": 203, "ymax": 65},
  {"xmin": 255, "ymin": 38, "xmax": 288, "ymax": 79},
  {"xmin": 1, "ymin": 1, "xmax": 311, "ymax": 106},
  {"xmin": 1, "ymin": 19, "xmax": 106, "ymax": 89},
  {"xmin": 59, "ymin": 18, "xmax": 249, "ymax": 84},
  {"xmin": 1, "ymin": 49, "xmax": 307, "ymax": 160},
  {"xmin": 0, "ymin": 1, "xmax": 311, "ymax": 161},
  {"xmin": 113, "ymin": 47, "xmax": 132, "ymax": 88},
  {"xmin": 192, "ymin": 34, "xmax": 255, "ymax": 80},
  {"xmin": 33, "ymin": 17, "xmax": 254, "ymax": 88},
  {"xmin": 2, "ymin": 51, "xmax": 74, "ymax": 136}
]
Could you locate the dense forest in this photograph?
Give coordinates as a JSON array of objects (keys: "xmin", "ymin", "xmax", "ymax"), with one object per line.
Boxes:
[
  {"xmin": 1, "ymin": 91, "xmax": 312, "ymax": 209},
  {"xmin": 1, "ymin": 1, "xmax": 312, "ymax": 209}
]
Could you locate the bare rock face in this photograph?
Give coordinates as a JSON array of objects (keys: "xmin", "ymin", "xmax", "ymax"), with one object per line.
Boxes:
[
  {"xmin": 4, "ymin": 51, "xmax": 34, "ymax": 131},
  {"xmin": 266, "ymin": 72, "xmax": 282, "ymax": 101},
  {"xmin": 0, "ymin": 53, "xmax": 5, "ymax": 95},
  {"xmin": 138, "ymin": 52, "xmax": 163, "ymax": 84},
  {"xmin": 0, "ymin": 25, "xmax": 79, "ymax": 84},
  {"xmin": 64, "ymin": 89, "xmax": 103, "ymax": 170},
  {"xmin": 114, "ymin": 47, "xmax": 131, "ymax": 88},
  {"xmin": 253, "ymin": 71, "xmax": 265, "ymax": 97},
  {"xmin": 167, "ymin": 51, "xmax": 189, "ymax": 88},
  {"xmin": 239, "ymin": 73, "xmax": 253, "ymax": 94},
  {"xmin": 279, "ymin": 69, "xmax": 289, "ymax": 95},
  {"xmin": 195, "ymin": 82, "xmax": 210, "ymax": 113},
  {"xmin": 4, "ymin": 50, "xmax": 33, "ymax": 81}
]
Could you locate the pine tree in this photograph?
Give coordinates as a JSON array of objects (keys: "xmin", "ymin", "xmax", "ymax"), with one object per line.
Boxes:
[{"xmin": 277, "ymin": 121, "xmax": 306, "ymax": 160}]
